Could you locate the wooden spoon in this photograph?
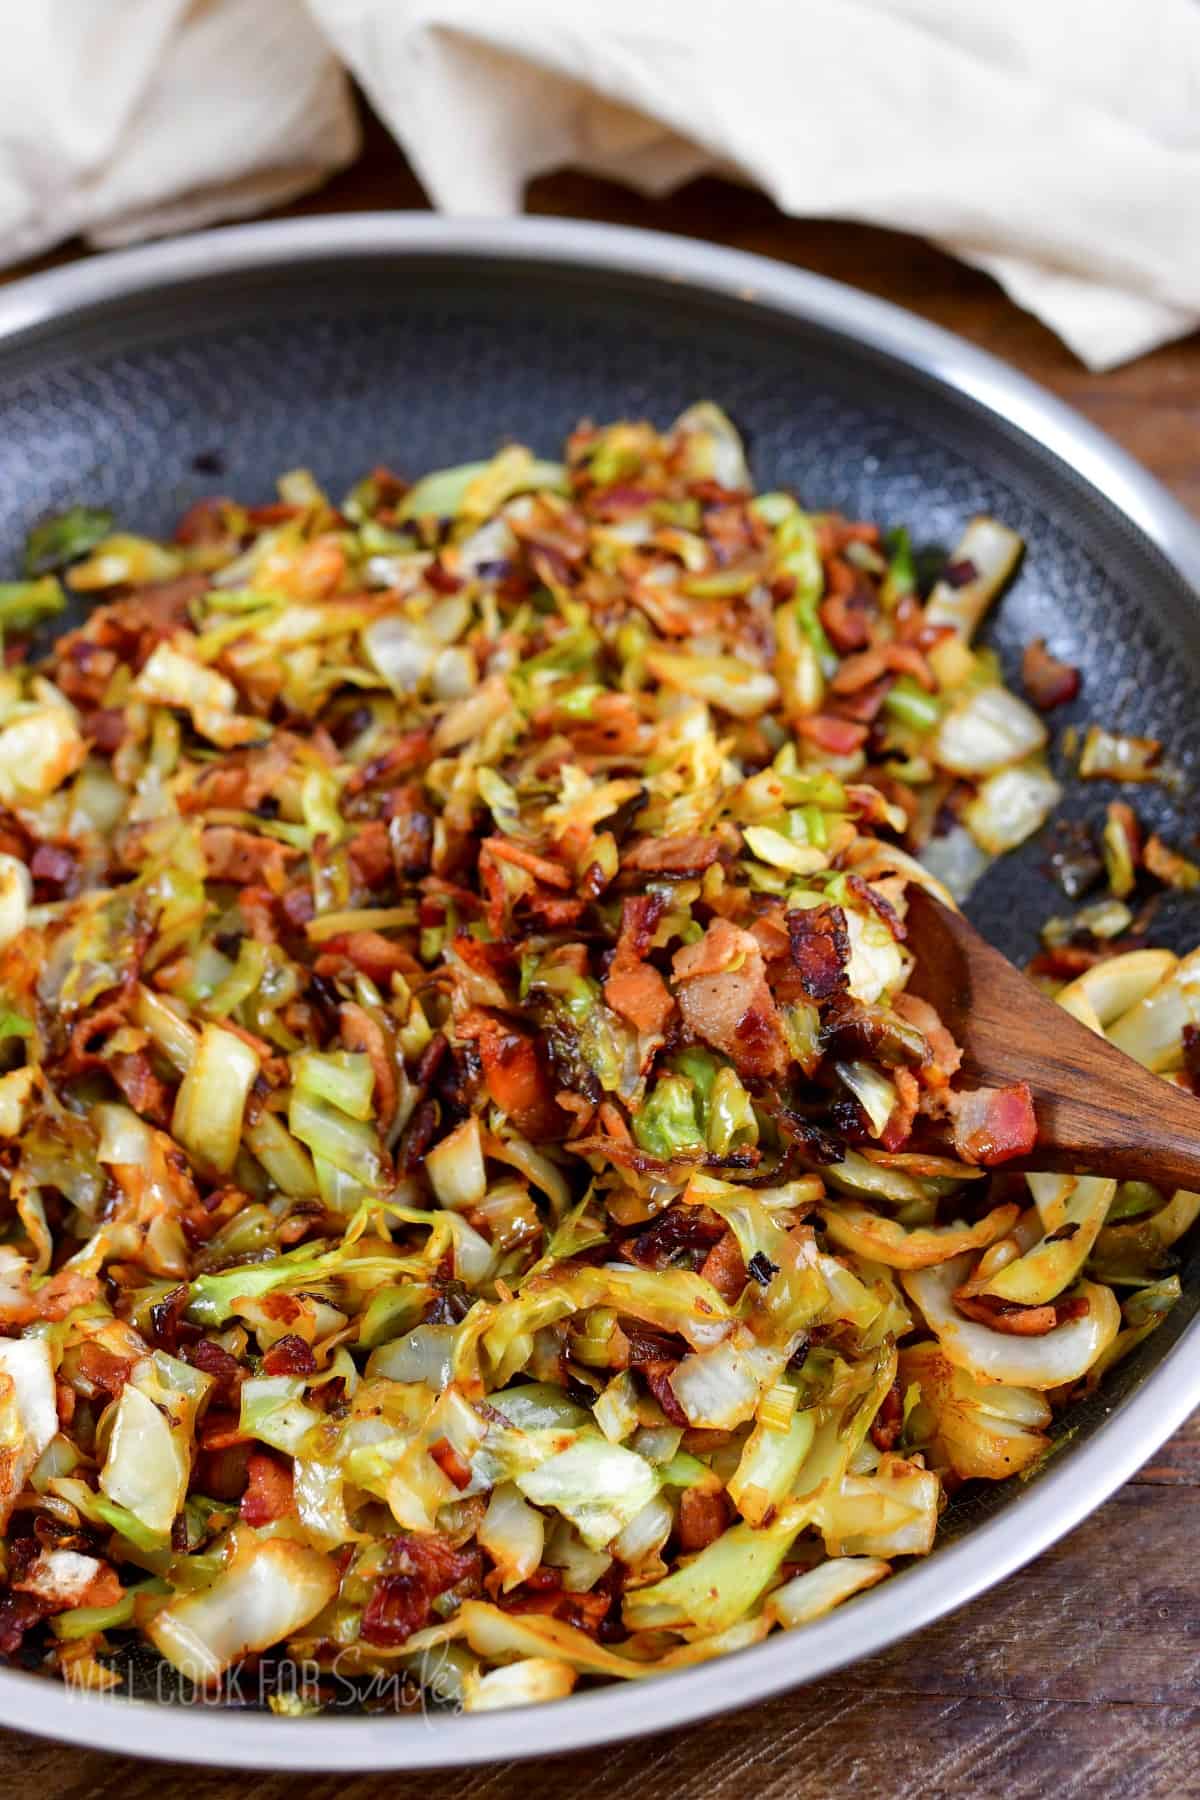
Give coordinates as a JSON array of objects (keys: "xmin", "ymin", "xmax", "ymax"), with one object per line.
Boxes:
[{"xmin": 903, "ymin": 886, "xmax": 1200, "ymax": 1190}]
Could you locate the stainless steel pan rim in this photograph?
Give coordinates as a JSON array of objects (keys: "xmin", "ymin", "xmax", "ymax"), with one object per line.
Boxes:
[{"xmin": 0, "ymin": 213, "xmax": 1197, "ymax": 1770}]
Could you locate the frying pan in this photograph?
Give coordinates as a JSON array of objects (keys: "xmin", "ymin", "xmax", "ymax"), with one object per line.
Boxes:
[{"xmin": 0, "ymin": 215, "xmax": 1198, "ymax": 1769}]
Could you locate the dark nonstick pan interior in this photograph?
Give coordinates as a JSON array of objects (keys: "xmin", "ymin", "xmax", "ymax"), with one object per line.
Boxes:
[{"xmin": 0, "ymin": 223, "xmax": 1198, "ymax": 1717}]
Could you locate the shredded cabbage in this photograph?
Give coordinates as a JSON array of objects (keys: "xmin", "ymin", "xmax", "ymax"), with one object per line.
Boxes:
[{"xmin": 0, "ymin": 410, "xmax": 1184, "ymax": 1717}]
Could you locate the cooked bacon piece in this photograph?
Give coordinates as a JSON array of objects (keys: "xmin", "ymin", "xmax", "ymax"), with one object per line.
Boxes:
[
  {"xmin": 360, "ymin": 1536, "xmax": 481, "ymax": 1648},
  {"xmin": 107, "ymin": 1049, "xmax": 172, "ymax": 1124},
  {"xmin": 344, "ymin": 730, "xmax": 434, "ymax": 796},
  {"xmin": 496, "ymin": 1565, "xmax": 617, "ymax": 1637},
  {"xmin": 830, "ymin": 647, "xmax": 888, "ymax": 694},
  {"xmin": 385, "ymin": 784, "xmax": 435, "ymax": 877},
  {"xmin": 699, "ymin": 1229, "xmax": 748, "ymax": 1301},
  {"xmin": 240, "ymin": 1450, "xmax": 295, "ymax": 1525},
  {"xmin": 560, "ymin": 691, "xmax": 644, "ymax": 756},
  {"xmin": 429, "ymin": 1436, "xmax": 473, "ymax": 1491},
  {"xmin": 673, "ymin": 919, "xmax": 789, "ymax": 1079},
  {"xmin": 828, "ymin": 676, "xmax": 891, "ymax": 724},
  {"xmin": 347, "ymin": 820, "xmax": 392, "ymax": 888},
  {"xmin": 869, "ymin": 1382, "xmax": 904, "ymax": 1453},
  {"xmin": 605, "ymin": 894, "xmax": 675, "ymax": 1036},
  {"xmin": 183, "ymin": 1339, "xmax": 244, "ymax": 1403},
  {"xmin": 641, "ymin": 1360, "xmax": 690, "ymax": 1428},
  {"xmin": 618, "ymin": 1204, "xmax": 724, "ymax": 1270},
  {"xmin": 676, "ymin": 1487, "xmax": 733, "ymax": 1553},
  {"xmin": 882, "ymin": 641, "xmax": 937, "ymax": 690},
  {"xmin": 1022, "ymin": 638, "xmax": 1080, "ymax": 712},
  {"xmin": 77, "ymin": 1342, "xmax": 134, "ymax": 1397},
  {"xmin": 953, "ymin": 1292, "xmax": 1088, "ymax": 1336},
  {"xmin": 0, "ymin": 1591, "xmax": 50, "ymax": 1656},
  {"xmin": 238, "ymin": 884, "xmax": 280, "ymax": 943},
  {"xmin": 201, "ymin": 826, "xmax": 297, "ymax": 890},
  {"xmin": 261, "ymin": 1334, "xmax": 317, "ymax": 1378},
  {"xmin": 316, "ymin": 930, "xmax": 419, "ymax": 986},
  {"xmin": 846, "ymin": 874, "xmax": 907, "ymax": 941},
  {"xmin": 819, "ymin": 584, "xmax": 874, "ymax": 654},
  {"xmin": 173, "ymin": 496, "xmax": 235, "ymax": 546},
  {"xmin": 339, "ymin": 1001, "xmax": 398, "ymax": 1128},
  {"xmin": 13, "ymin": 1551, "xmax": 122, "ymax": 1612},
  {"xmin": 460, "ymin": 1011, "xmax": 568, "ymax": 1139},
  {"xmin": 621, "ymin": 833, "xmax": 722, "ymax": 874},
  {"xmin": 948, "ymin": 1082, "xmax": 1037, "ymax": 1166},
  {"xmin": 893, "ymin": 992, "xmax": 962, "ymax": 1087},
  {"xmin": 605, "ymin": 959, "xmax": 673, "ymax": 1036},
  {"xmin": 796, "ymin": 715, "xmax": 869, "ymax": 755},
  {"xmin": 30, "ymin": 844, "xmax": 77, "ymax": 895},
  {"xmin": 785, "ymin": 904, "xmax": 850, "ymax": 1001},
  {"xmin": 880, "ymin": 1066, "xmax": 921, "ymax": 1151},
  {"xmin": 33, "ymin": 1269, "xmax": 101, "ymax": 1324},
  {"xmin": 525, "ymin": 889, "xmax": 588, "ymax": 927},
  {"xmin": 815, "ymin": 517, "xmax": 882, "ymax": 556},
  {"xmin": 481, "ymin": 837, "xmax": 572, "ymax": 889}
]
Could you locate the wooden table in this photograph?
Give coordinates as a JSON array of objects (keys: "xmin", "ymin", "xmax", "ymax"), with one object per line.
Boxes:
[{"xmin": 3, "ymin": 112, "xmax": 1199, "ymax": 1800}]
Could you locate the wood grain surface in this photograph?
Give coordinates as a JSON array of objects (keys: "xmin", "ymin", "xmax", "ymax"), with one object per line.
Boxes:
[{"xmin": 2, "ymin": 98, "xmax": 1199, "ymax": 1800}]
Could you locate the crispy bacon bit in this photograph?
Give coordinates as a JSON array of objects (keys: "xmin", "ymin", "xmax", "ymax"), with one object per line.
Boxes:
[
  {"xmin": 183, "ymin": 1338, "xmax": 244, "ymax": 1402},
  {"xmin": 830, "ymin": 647, "xmax": 887, "ymax": 694},
  {"xmin": 893, "ymin": 992, "xmax": 962, "ymax": 1086},
  {"xmin": 497, "ymin": 1564, "xmax": 617, "ymax": 1637},
  {"xmin": 346, "ymin": 820, "xmax": 392, "ymax": 889},
  {"xmin": 870, "ymin": 1382, "xmax": 904, "ymax": 1452},
  {"xmin": 673, "ymin": 919, "xmax": 789, "ymax": 1080},
  {"xmin": 108, "ymin": 1049, "xmax": 172, "ymax": 1124},
  {"xmin": 316, "ymin": 930, "xmax": 417, "ymax": 986},
  {"xmin": 845, "ymin": 874, "xmax": 907, "ymax": 941},
  {"xmin": 174, "ymin": 496, "xmax": 234, "ymax": 546},
  {"xmin": 621, "ymin": 833, "xmax": 722, "ymax": 874},
  {"xmin": 953, "ymin": 1292, "xmax": 1086, "ymax": 1336},
  {"xmin": 461, "ymin": 1011, "xmax": 568, "ymax": 1139},
  {"xmin": 0, "ymin": 1590, "xmax": 50, "ymax": 1657},
  {"xmin": 676, "ymin": 1487, "xmax": 732, "ymax": 1553},
  {"xmin": 76, "ymin": 1342, "xmax": 134, "ymax": 1397},
  {"xmin": 340, "ymin": 1001, "xmax": 398, "ymax": 1128},
  {"xmin": 429, "ymin": 1436, "xmax": 473, "ymax": 1491},
  {"xmin": 1022, "ymin": 638, "xmax": 1080, "ymax": 711},
  {"xmin": 261, "ymin": 1334, "xmax": 317, "ymax": 1378},
  {"xmin": 640, "ymin": 1361, "xmax": 690, "ymax": 1428},
  {"xmin": 385, "ymin": 787, "xmax": 435, "ymax": 879},
  {"xmin": 482, "ymin": 836, "xmax": 572, "ymax": 890},
  {"xmin": 360, "ymin": 1536, "xmax": 481, "ymax": 1648},
  {"xmin": 619, "ymin": 1204, "xmax": 724, "ymax": 1270},
  {"xmin": 819, "ymin": 585, "xmax": 874, "ymax": 653},
  {"xmin": 699, "ymin": 1229, "xmax": 749, "ymax": 1301},
  {"xmin": 605, "ymin": 895, "xmax": 675, "ymax": 1036},
  {"xmin": 796, "ymin": 715, "xmax": 869, "ymax": 755},
  {"xmin": 30, "ymin": 844, "xmax": 76, "ymax": 894},
  {"xmin": 31, "ymin": 1268, "xmax": 101, "ymax": 1324},
  {"xmin": 948, "ymin": 1082, "xmax": 1037, "ymax": 1166},
  {"xmin": 785, "ymin": 903, "xmax": 850, "ymax": 1001},
  {"xmin": 149, "ymin": 1283, "xmax": 194, "ymax": 1353},
  {"xmin": 240, "ymin": 1450, "xmax": 295, "ymax": 1525},
  {"xmin": 880, "ymin": 1065, "xmax": 921, "ymax": 1150},
  {"xmin": 344, "ymin": 731, "xmax": 433, "ymax": 796},
  {"xmin": 202, "ymin": 826, "xmax": 297, "ymax": 890}
]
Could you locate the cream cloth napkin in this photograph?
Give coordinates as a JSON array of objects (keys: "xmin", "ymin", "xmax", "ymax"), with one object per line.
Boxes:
[{"xmin": 2, "ymin": 0, "xmax": 1198, "ymax": 370}]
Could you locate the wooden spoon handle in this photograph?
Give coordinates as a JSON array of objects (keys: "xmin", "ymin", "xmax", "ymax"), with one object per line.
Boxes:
[
  {"xmin": 958, "ymin": 1022, "xmax": 1200, "ymax": 1191},
  {"xmin": 904, "ymin": 888, "xmax": 1200, "ymax": 1193}
]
